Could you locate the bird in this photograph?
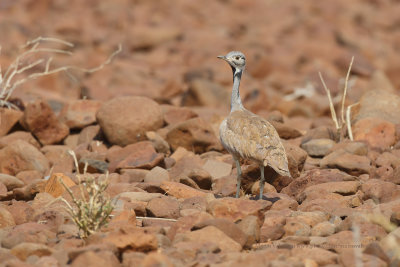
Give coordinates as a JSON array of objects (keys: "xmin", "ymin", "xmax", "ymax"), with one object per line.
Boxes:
[{"xmin": 217, "ymin": 51, "xmax": 291, "ymax": 199}]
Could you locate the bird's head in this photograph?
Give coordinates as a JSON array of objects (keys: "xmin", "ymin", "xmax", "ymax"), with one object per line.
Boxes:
[{"xmin": 218, "ymin": 51, "xmax": 246, "ymax": 72}]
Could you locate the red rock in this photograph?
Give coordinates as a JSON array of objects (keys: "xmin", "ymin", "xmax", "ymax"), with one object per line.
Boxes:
[
  {"xmin": 174, "ymin": 225, "xmax": 242, "ymax": 253},
  {"xmin": 10, "ymin": 242, "xmax": 53, "ymax": 261},
  {"xmin": 0, "ymin": 108, "xmax": 23, "ymax": 137},
  {"xmin": 291, "ymin": 247, "xmax": 338, "ymax": 266},
  {"xmin": 207, "ymin": 198, "xmax": 271, "ymax": 223},
  {"xmin": 320, "ymin": 150, "xmax": 371, "ymax": 175},
  {"xmin": 301, "ymin": 138, "xmax": 336, "ymax": 157},
  {"xmin": 144, "ymin": 166, "xmax": 170, "ymax": 183},
  {"xmin": 96, "ymin": 96, "xmax": 164, "ymax": 146},
  {"xmin": 43, "ymin": 173, "xmax": 76, "ymax": 198},
  {"xmin": 270, "ymin": 121, "xmax": 302, "ymax": 139},
  {"xmin": 119, "ymin": 169, "xmax": 149, "ymax": 183},
  {"xmin": 20, "ymin": 99, "xmax": 69, "ymax": 145},
  {"xmin": 166, "ymin": 117, "xmax": 223, "ymax": 153},
  {"xmin": 161, "ymin": 104, "xmax": 198, "ymax": 125},
  {"xmin": 107, "ymin": 141, "xmax": 163, "ymax": 172},
  {"xmin": 361, "ymin": 179, "xmax": 400, "ymax": 203},
  {"xmin": 101, "ymin": 225, "xmax": 158, "ymax": 252},
  {"xmin": 0, "ymin": 206, "xmax": 16, "ymax": 228},
  {"xmin": 146, "ymin": 197, "xmax": 180, "ymax": 219},
  {"xmin": 0, "ymin": 131, "xmax": 41, "ymax": 149},
  {"xmin": 281, "ymin": 168, "xmax": 354, "ymax": 198},
  {"xmin": 186, "ymin": 168, "xmax": 212, "ymax": 190},
  {"xmin": 129, "ymin": 25, "xmax": 181, "ymax": 50},
  {"xmin": 193, "ymin": 217, "xmax": 247, "ymax": 248},
  {"xmin": 160, "ymin": 181, "xmax": 207, "ymax": 199},
  {"xmin": 58, "ymin": 99, "xmax": 102, "ymax": 129},
  {"xmin": 0, "ymin": 140, "xmax": 50, "ymax": 175},
  {"xmin": 311, "ymin": 221, "xmax": 335, "ymax": 237},
  {"xmin": 41, "ymin": 145, "xmax": 74, "ymax": 173},
  {"xmin": 166, "ymin": 211, "xmax": 213, "ymax": 241},
  {"xmin": 5, "ymin": 201, "xmax": 34, "ymax": 225},
  {"xmin": 237, "ymin": 215, "xmax": 261, "ymax": 248},
  {"xmin": 0, "ymin": 174, "xmax": 24, "ymax": 191},
  {"xmin": 339, "ymin": 249, "xmax": 387, "ymax": 267},
  {"xmin": 140, "ymin": 252, "xmax": 175, "ymax": 267},
  {"xmin": 145, "ymin": 131, "xmax": 170, "ymax": 154},
  {"xmin": 15, "ymin": 170, "xmax": 42, "ymax": 185},
  {"xmin": 184, "ymin": 79, "xmax": 230, "ymax": 108},
  {"xmin": 353, "ymin": 117, "xmax": 396, "ymax": 149},
  {"xmin": 202, "ymin": 159, "xmax": 232, "ymax": 181},
  {"xmin": 283, "ymin": 142, "xmax": 307, "ymax": 178},
  {"xmin": 77, "ymin": 125, "xmax": 101, "ymax": 145},
  {"xmin": 1, "ymin": 222, "xmax": 55, "ymax": 249},
  {"xmin": 71, "ymin": 250, "xmax": 120, "ymax": 267},
  {"xmin": 353, "ymin": 90, "xmax": 400, "ymax": 125},
  {"xmin": 298, "ymin": 181, "xmax": 360, "ymax": 203}
]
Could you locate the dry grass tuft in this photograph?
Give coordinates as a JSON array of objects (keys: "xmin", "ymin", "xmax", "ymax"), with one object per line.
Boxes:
[
  {"xmin": 59, "ymin": 150, "xmax": 115, "ymax": 239},
  {"xmin": 319, "ymin": 57, "xmax": 355, "ymax": 142}
]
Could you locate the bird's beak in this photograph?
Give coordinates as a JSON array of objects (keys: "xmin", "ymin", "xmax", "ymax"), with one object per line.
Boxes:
[{"xmin": 217, "ymin": 55, "xmax": 226, "ymax": 60}]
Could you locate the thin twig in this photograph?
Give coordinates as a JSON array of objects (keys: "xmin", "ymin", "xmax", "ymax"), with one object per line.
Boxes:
[{"xmin": 136, "ymin": 216, "xmax": 178, "ymax": 222}]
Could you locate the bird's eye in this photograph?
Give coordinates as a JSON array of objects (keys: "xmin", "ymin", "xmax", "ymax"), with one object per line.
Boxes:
[{"xmin": 235, "ymin": 56, "xmax": 240, "ymax": 60}]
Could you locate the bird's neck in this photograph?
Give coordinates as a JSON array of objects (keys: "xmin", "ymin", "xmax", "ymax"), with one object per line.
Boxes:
[{"xmin": 231, "ymin": 68, "xmax": 244, "ymax": 112}]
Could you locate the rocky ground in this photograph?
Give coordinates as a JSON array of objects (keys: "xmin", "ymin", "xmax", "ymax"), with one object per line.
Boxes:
[{"xmin": 0, "ymin": 0, "xmax": 400, "ymax": 266}]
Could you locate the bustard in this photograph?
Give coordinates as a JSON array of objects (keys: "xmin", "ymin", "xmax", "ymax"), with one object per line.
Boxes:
[{"xmin": 218, "ymin": 51, "xmax": 291, "ymax": 199}]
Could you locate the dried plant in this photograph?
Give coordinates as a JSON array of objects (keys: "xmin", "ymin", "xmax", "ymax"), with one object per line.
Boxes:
[
  {"xmin": 0, "ymin": 36, "xmax": 121, "ymax": 109},
  {"xmin": 59, "ymin": 150, "xmax": 115, "ymax": 239},
  {"xmin": 319, "ymin": 57, "xmax": 355, "ymax": 142}
]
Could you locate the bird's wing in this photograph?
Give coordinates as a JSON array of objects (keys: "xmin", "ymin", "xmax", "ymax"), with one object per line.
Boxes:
[{"xmin": 222, "ymin": 109, "xmax": 290, "ymax": 176}]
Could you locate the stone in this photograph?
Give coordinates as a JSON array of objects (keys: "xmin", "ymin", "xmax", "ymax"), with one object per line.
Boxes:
[
  {"xmin": 161, "ymin": 105, "xmax": 198, "ymax": 125},
  {"xmin": 283, "ymin": 143, "xmax": 308, "ymax": 178},
  {"xmin": 298, "ymin": 181, "xmax": 360, "ymax": 203},
  {"xmin": 251, "ymin": 181, "xmax": 278, "ymax": 196},
  {"xmin": 269, "ymin": 121, "xmax": 302, "ymax": 139},
  {"xmin": 0, "ymin": 206, "xmax": 15, "ymax": 228},
  {"xmin": 77, "ymin": 125, "xmax": 102, "ymax": 145},
  {"xmin": 1, "ymin": 222, "xmax": 55, "ymax": 249},
  {"xmin": 236, "ymin": 215, "xmax": 261, "ymax": 248},
  {"xmin": 96, "ymin": 96, "xmax": 164, "ymax": 146},
  {"xmin": 108, "ymin": 141, "xmax": 163, "ymax": 172},
  {"xmin": 119, "ymin": 169, "xmax": 149, "ymax": 183},
  {"xmin": 70, "ymin": 250, "xmax": 120, "ymax": 267},
  {"xmin": 145, "ymin": 131, "xmax": 170, "ymax": 154},
  {"xmin": 353, "ymin": 117, "xmax": 396, "ymax": 149},
  {"xmin": 146, "ymin": 197, "xmax": 180, "ymax": 219},
  {"xmin": 41, "ymin": 145, "xmax": 74, "ymax": 173},
  {"xmin": 166, "ymin": 211, "xmax": 213, "ymax": 241},
  {"xmin": 184, "ymin": 79, "xmax": 230, "ymax": 108},
  {"xmin": 101, "ymin": 225, "xmax": 158, "ymax": 252},
  {"xmin": 202, "ymin": 159, "xmax": 232, "ymax": 181},
  {"xmin": 0, "ymin": 108, "xmax": 23, "ymax": 137},
  {"xmin": 0, "ymin": 131, "xmax": 41, "ymax": 150},
  {"xmin": 193, "ymin": 218, "xmax": 247, "ymax": 248},
  {"xmin": 282, "ymin": 168, "xmax": 355, "ymax": 199},
  {"xmin": 301, "ymin": 138, "xmax": 335, "ymax": 157},
  {"xmin": 140, "ymin": 252, "xmax": 175, "ymax": 267},
  {"xmin": 160, "ymin": 181, "xmax": 207, "ymax": 199},
  {"xmin": 10, "ymin": 242, "xmax": 53, "ymax": 261},
  {"xmin": 58, "ymin": 99, "xmax": 102, "ymax": 129},
  {"xmin": 339, "ymin": 250, "xmax": 387, "ymax": 267},
  {"xmin": 328, "ymin": 141, "xmax": 368, "ymax": 156},
  {"xmin": 0, "ymin": 140, "xmax": 50, "ymax": 175},
  {"xmin": 207, "ymin": 198, "xmax": 271, "ymax": 223},
  {"xmin": 283, "ymin": 219, "xmax": 311, "ymax": 237},
  {"xmin": 166, "ymin": 117, "xmax": 222, "ymax": 153},
  {"xmin": 129, "ymin": 25, "xmax": 181, "ymax": 50},
  {"xmin": 320, "ymin": 150, "xmax": 371, "ymax": 175},
  {"xmin": 43, "ymin": 173, "xmax": 76, "ymax": 198},
  {"xmin": 291, "ymin": 247, "xmax": 338, "ymax": 266},
  {"xmin": 5, "ymin": 201, "xmax": 33, "ymax": 226},
  {"xmin": 353, "ymin": 89, "xmax": 400, "ymax": 125},
  {"xmin": 144, "ymin": 166, "xmax": 170, "ymax": 183},
  {"xmin": 186, "ymin": 168, "xmax": 212, "ymax": 190},
  {"xmin": 180, "ymin": 196, "xmax": 207, "ymax": 212},
  {"xmin": 361, "ymin": 179, "xmax": 400, "ymax": 203},
  {"xmin": 174, "ymin": 225, "xmax": 242, "ymax": 253},
  {"xmin": 311, "ymin": 221, "xmax": 335, "ymax": 237},
  {"xmin": 21, "ymin": 99, "xmax": 69, "ymax": 145},
  {"xmin": 0, "ymin": 174, "xmax": 24, "ymax": 191}
]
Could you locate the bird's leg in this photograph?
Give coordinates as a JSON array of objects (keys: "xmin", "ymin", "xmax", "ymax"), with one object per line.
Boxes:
[
  {"xmin": 234, "ymin": 158, "xmax": 242, "ymax": 198},
  {"xmin": 259, "ymin": 165, "xmax": 265, "ymax": 200}
]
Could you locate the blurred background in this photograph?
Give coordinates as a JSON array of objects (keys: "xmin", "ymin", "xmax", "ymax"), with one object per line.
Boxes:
[{"xmin": 1, "ymin": 0, "xmax": 400, "ymax": 127}]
